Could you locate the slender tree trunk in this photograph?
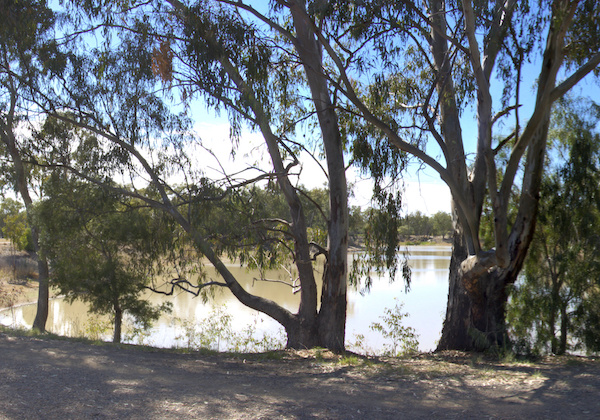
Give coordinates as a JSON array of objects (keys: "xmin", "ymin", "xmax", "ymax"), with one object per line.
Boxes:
[
  {"xmin": 550, "ymin": 309, "xmax": 558, "ymax": 355},
  {"xmin": 550, "ymin": 280, "xmax": 560, "ymax": 354},
  {"xmin": 558, "ymin": 304, "xmax": 568, "ymax": 355},
  {"xmin": 166, "ymin": 0, "xmax": 327, "ymax": 349},
  {"xmin": 31, "ymin": 278, "xmax": 49, "ymax": 332},
  {"xmin": 113, "ymin": 305, "xmax": 122, "ymax": 344},
  {"xmin": 1, "ymin": 122, "xmax": 50, "ymax": 332},
  {"xmin": 31, "ymin": 228, "xmax": 50, "ymax": 332}
]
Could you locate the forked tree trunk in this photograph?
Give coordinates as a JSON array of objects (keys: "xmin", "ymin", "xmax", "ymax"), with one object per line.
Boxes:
[
  {"xmin": 438, "ymin": 215, "xmax": 534, "ymax": 351},
  {"xmin": 284, "ymin": 316, "xmax": 319, "ymax": 349},
  {"xmin": 164, "ymin": 0, "xmax": 350, "ymax": 352}
]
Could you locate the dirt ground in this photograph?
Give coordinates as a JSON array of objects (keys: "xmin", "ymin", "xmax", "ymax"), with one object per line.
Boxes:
[
  {"xmin": 2, "ymin": 242, "xmax": 600, "ymax": 419},
  {"xmin": 1, "ymin": 331, "xmax": 599, "ymax": 420}
]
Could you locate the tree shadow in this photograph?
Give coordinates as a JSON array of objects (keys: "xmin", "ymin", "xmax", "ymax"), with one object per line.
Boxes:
[{"xmin": 1, "ymin": 336, "xmax": 599, "ymax": 419}]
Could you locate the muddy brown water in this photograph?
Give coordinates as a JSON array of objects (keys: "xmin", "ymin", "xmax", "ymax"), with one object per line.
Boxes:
[{"xmin": 0, "ymin": 246, "xmax": 451, "ymax": 352}]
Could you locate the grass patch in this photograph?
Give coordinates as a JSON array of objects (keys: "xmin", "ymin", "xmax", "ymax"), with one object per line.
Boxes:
[
  {"xmin": 0, "ymin": 325, "xmax": 93, "ymax": 343},
  {"xmin": 338, "ymin": 355, "xmax": 362, "ymax": 366},
  {"xmin": 531, "ymin": 369, "xmax": 546, "ymax": 380}
]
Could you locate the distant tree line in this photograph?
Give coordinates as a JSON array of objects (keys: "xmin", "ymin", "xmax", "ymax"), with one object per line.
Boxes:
[{"xmin": 397, "ymin": 211, "xmax": 453, "ymax": 241}]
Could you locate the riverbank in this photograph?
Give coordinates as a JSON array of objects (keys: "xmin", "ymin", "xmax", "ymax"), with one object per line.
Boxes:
[
  {"xmin": 1, "ymin": 328, "xmax": 599, "ymax": 419},
  {"xmin": 0, "ymin": 240, "xmax": 44, "ymax": 309}
]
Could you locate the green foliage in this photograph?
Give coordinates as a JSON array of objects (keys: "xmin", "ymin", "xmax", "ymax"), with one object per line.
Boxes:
[
  {"xmin": 351, "ymin": 190, "xmax": 411, "ymax": 292},
  {"xmin": 507, "ymin": 99, "xmax": 600, "ymax": 355},
  {"xmin": 369, "ymin": 299, "xmax": 419, "ymax": 356},
  {"xmin": 178, "ymin": 181, "xmax": 371, "ymax": 280},
  {"xmin": 0, "ymin": 198, "xmax": 23, "ymax": 234},
  {"xmin": 431, "ymin": 212, "xmax": 453, "ymax": 239},
  {"xmin": 182, "ymin": 2, "xmax": 272, "ymax": 128},
  {"xmin": 180, "ymin": 182, "xmax": 338, "ymax": 272},
  {"xmin": 338, "ymin": 355, "xmax": 362, "ymax": 366},
  {"xmin": 173, "ymin": 305, "xmax": 286, "ymax": 353},
  {"xmin": 0, "ymin": 199, "xmax": 33, "ymax": 252},
  {"xmin": 83, "ymin": 317, "xmax": 112, "ymax": 342},
  {"xmin": 396, "ymin": 211, "xmax": 453, "ymax": 240},
  {"xmin": 400, "ymin": 211, "xmax": 432, "ymax": 237},
  {"xmin": 37, "ymin": 178, "xmax": 175, "ymax": 343}
]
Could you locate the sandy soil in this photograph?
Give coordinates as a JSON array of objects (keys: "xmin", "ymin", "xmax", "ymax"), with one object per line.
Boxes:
[{"xmin": 1, "ymin": 331, "xmax": 600, "ymax": 420}]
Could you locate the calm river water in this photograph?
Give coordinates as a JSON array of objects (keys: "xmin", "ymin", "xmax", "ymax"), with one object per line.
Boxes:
[{"xmin": 0, "ymin": 246, "xmax": 451, "ymax": 353}]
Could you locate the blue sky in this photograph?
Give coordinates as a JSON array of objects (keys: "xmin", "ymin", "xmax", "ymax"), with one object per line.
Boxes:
[
  {"xmin": 185, "ymin": 2, "xmax": 600, "ymax": 218},
  {"xmin": 189, "ymin": 67, "xmax": 599, "ymax": 217}
]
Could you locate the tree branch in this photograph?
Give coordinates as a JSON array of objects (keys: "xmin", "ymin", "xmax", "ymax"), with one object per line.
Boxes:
[
  {"xmin": 551, "ymin": 52, "xmax": 600, "ymax": 102},
  {"xmin": 145, "ymin": 278, "xmax": 228, "ymax": 297}
]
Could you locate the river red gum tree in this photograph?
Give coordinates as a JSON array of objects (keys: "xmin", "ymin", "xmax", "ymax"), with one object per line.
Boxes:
[
  {"xmin": 264, "ymin": 0, "xmax": 600, "ymax": 350},
  {"xmin": 32, "ymin": 0, "xmax": 351, "ymax": 351},
  {"xmin": 157, "ymin": 0, "xmax": 349, "ymax": 351}
]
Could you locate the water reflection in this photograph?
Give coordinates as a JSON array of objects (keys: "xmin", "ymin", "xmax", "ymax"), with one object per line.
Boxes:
[{"xmin": 0, "ymin": 246, "xmax": 451, "ymax": 352}]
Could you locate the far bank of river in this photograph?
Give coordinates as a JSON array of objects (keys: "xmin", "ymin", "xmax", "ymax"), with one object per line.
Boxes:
[{"xmin": 0, "ymin": 245, "xmax": 451, "ymax": 353}]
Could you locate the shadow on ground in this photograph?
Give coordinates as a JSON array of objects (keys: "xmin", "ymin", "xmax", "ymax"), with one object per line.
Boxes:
[{"xmin": 1, "ymin": 333, "xmax": 599, "ymax": 419}]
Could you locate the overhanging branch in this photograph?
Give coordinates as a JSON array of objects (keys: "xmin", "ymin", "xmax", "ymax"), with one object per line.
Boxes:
[{"xmin": 145, "ymin": 278, "xmax": 227, "ymax": 297}]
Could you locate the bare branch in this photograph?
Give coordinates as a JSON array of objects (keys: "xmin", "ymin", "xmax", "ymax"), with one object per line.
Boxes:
[
  {"xmin": 252, "ymin": 276, "xmax": 300, "ymax": 293},
  {"xmin": 146, "ymin": 278, "xmax": 228, "ymax": 297},
  {"xmin": 309, "ymin": 241, "xmax": 328, "ymax": 260},
  {"xmin": 483, "ymin": 0, "xmax": 518, "ymax": 80},
  {"xmin": 492, "ymin": 104, "xmax": 521, "ymax": 126},
  {"xmin": 493, "ymin": 130, "xmax": 516, "ymax": 155}
]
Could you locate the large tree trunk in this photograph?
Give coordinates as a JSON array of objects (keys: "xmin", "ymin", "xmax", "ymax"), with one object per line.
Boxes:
[
  {"xmin": 284, "ymin": 316, "xmax": 319, "ymax": 349},
  {"xmin": 438, "ymin": 209, "xmax": 536, "ymax": 351},
  {"xmin": 317, "ymin": 259, "xmax": 347, "ymax": 352},
  {"xmin": 437, "ymin": 240, "xmax": 511, "ymax": 351},
  {"xmin": 467, "ymin": 269, "xmax": 510, "ymax": 350},
  {"xmin": 437, "ymin": 230, "xmax": 471, "ymax": 350},
  {"xmin": 433, "ymin": 0, "xmax": 581, "ymax": 352},
  {"xmin": 437, "ymin": 216, "xmax": 513, "ymax": 351}
]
